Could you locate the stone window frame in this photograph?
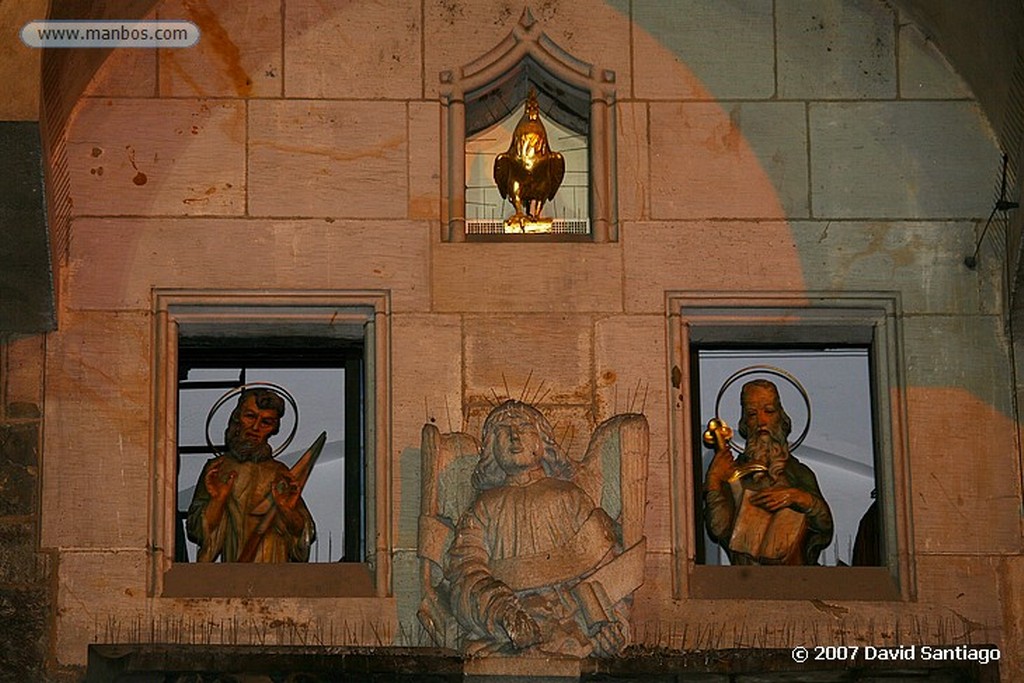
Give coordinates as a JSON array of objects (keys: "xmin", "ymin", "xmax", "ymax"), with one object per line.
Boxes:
[
  {"xmin": 439, "ymin": 10, "xmax": 617, "ymax": 243},
  {"xmin": 666, "ymin": 291, "xmax": 914, "ymax": 601},
  {"xmin": 149, "ymin": 289, "xmax": 392, "ymax": 598}
]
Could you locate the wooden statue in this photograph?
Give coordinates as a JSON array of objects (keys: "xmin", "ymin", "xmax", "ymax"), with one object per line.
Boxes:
[
  {"xmin": 187, "ymin": 388, "xmax": 323, "ymax": 563},
  {"xmin": 703, "ymin": 380, "xmax": 833, "ymax": 565}
]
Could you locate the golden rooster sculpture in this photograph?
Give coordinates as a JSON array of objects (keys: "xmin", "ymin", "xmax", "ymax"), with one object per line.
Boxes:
[{"xmin": 493, "ymin": 89, "xmax": 565, "ymax": 232}]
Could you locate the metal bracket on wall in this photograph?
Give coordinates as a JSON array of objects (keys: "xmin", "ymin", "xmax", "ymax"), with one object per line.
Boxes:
[{"xmin": 965, "ymin": 152, "xmax": 1020, "ymax": 269}]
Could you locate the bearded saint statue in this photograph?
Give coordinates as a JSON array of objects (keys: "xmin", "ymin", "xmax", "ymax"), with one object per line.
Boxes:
[
  {"xmin": 187, "ymin": 388, "xmax": 315, "ymax": 563},
  {"xmin": 703, "ymin": 380, "xmax": 833, "ymax": 565}
]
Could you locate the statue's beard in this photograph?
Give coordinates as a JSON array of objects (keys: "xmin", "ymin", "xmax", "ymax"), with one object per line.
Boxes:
[
  {"xmin": 742, "ymin": 426, "xmax": 790, "ymax": 484},
  {"xmin": 225, "ymin": 422, "xmax": 273, "ymax": 462}
]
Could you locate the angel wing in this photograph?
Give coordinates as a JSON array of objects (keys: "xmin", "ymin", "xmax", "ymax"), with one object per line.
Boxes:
[
  {"xmin": 574, "ymin": 413, "xmax": 649, "ymax": 549},
  {"xmin": 570, "ymin": 413, "xmax": 649, "ymax": 623},
  {"xmin": 417, "ymin": 423, "xmax": 480, "ymax": 647}
]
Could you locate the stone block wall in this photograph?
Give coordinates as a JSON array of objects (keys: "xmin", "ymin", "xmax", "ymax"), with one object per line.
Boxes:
[
  {"xmin": 33, "ymin": 0, "xmax": 1022, "ymax": 679},
  {"xmin": 0, "ymin": 335, "xmax": 54, "ymax": 681}
]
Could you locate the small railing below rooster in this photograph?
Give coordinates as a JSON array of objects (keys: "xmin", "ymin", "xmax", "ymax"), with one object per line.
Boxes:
[{"xmin": 466, "ymin": 217, "xmax": 591, "ymax": 236}]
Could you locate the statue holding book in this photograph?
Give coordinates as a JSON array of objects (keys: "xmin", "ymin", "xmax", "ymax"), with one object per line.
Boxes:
[
  {"xmin": 417, "ymin": 399, "xmax": 649, "ymax": 657},
  {"xmin": 703, "ymin": 378, "xmax": 833, "ymax": 565}
]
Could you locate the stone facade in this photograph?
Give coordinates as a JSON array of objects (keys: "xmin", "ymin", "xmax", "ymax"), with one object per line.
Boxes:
[
  {"xmin": 1, "ymin": 0, "xmax": 1021, "ymax": 680},
  {"xmin": 0, "ymin": 336, "xmax": 53, "ymax": 681}
]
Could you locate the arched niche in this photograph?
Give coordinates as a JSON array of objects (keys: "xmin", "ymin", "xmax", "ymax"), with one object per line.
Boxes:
[{"xmin": 440, "ymin": 9, "xmax": 617, "ymax": 242}]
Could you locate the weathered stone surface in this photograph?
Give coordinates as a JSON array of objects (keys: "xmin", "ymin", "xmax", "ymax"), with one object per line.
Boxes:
[
  {"xmin": 285, "ymin": 0, "xmax": 421, "ymax": 99},
  {"xmin": 84, "ymin": 39, "xmax": 157, "ymax": 98},
  {"xmin": 792, "ymin": 220, "xmax": 1003, "ymax": 315},
  {"xmin": 0, "ymin": 0, "xmax": 45, "ymax": 119},
  {"xmin": 0, "ymin": 423, "xmax": 39, "ymax": 517},
  {"xmin": 616, "ymin": 102, "xmax": 649, "ymax": 222},
  {"xmin": 409, "ymin": 102, "xmax": 442, "ymax": 220},
  {"xmin": 622, "ymin": 222, "xmax": 806, "ymax": 313},
  {"xmin": 630, "ymin": 550, "xmax": 679, "ymax": 626},
  {"xmin": 915, "ymin": 554, "xmax": 1003, "ymax": 642},
  {"xmin": 649, "ymin": 102, "xmax": 806, "ymax": 220},
  {"xmin": 809, "ymin": 101, "xmax": 997, "ymax": 219},
  {"xmin": 902, "ymin": 315, "xmax": 1013, "ymax": 415},
  {"xmin": 6, "ymin": 402, "xmax": 40, "ymax": 419},
  {"xmin": 423, "ymin": 0, "xmax": 632, "ymax": 99},
  {"xmin": 998, "ymin": 555, "xmax": 1024, "ymax": 682},
  {"xmin": 642, "ymin": 456, "xmax": 674, "ymax": 558},
  {"xmin": 777, "ymin": 0, "xmax": 897, "ymax": 99},
  {"xmin": 2, "ymin": 334, "xmax": 45, "ymax": 410},
  {"xmin": 0, "ymin": 521, "xmax": 46, "ymax": 584},
  {"xmin": 59, "ymin": 550, "xmax": 398, "ymax": 666},
  {"xmin": 54, "ymin": 549, "xmax": 147, "ymax": 668},
  {"xmin": 40, "ymin": 311, "xmax": 151, "ymax": 549},
  {"xmin": 65, "ymin": 218, "xmax": 432, "ymax": 313},
  {"xmin": 898, "ymin": 24, "xmax": 973, "ymax": 100},
  {"xmin": 0, "ymin": 587, "xmax": 49, "ymax": 681},
  {"xmin": 906, "ymin": 385, "xmax": 1020, "ymax": 555},
  {"xmin": 391, "ymin": 314, "xmax": 462, "ymax": 549},
  {"xmin": 68, "ymin": 98, "xmax": 246, "ymax": 217},
  {"xmin": 391, "ymin": 548, "xmax": 422, "ymax": 641},
  {"xmin": 159, "ymin": 0, "xmax": 282, "ymax": 98},
  {"xmin": 248, "ymin": 100, "xmax": 408, "ymax": 218},
  {"xmin": 633, "ymin": 0, "xmax": 774, "ymax": 100},
  {"xmin": 432, "ymin": 243, "xmax": 622, "ymax": 313},
  {"xmin": 464, "ymin": 314, "xmax": 593, "ymax": 405},
  {"xmin": 0, "ymin": 422, "xmax": 38, "ymax": 468}
]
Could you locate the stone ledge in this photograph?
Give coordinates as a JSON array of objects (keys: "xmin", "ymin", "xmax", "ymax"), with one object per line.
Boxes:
[
  {"xmin": 84, "ymin": 645, "xmax": 1001, "ymax": 681},
  {"xmin": 86, "ymin": 645, "xmax": 463, "ymax": 682}
]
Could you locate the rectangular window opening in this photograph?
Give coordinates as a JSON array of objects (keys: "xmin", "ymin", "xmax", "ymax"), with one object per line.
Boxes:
[
  {"xmin": 175, "ymin": 338, "xmax": 365, "ymax": 565},
  {"xmin": 669, "ymin": 294, "xmax": 911, "ymax": 601},
  {"xmin": 691, "ymin": 346, "xmax": 881, "ymax": 569}
]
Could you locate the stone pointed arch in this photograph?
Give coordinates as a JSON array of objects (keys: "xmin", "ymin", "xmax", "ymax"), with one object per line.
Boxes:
[{"xmin": 440, "ymin": 8, "xmax": 617, "ymax": 242}]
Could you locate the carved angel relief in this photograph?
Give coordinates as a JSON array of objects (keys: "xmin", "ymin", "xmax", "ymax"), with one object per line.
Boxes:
[{"xmin": 418, "ymin": 400, "xmax": 649, "ymax": 658}]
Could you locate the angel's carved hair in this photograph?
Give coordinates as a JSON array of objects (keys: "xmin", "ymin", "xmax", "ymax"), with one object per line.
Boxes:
[{"xmin": 472, "ymin": 400, "xmax": 573, "ymax": 490}]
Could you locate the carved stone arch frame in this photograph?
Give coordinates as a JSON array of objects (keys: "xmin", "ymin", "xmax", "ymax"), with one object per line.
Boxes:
[{"xmin": 440, "ymin": 10, "xmax": 618, "ymax": 242}]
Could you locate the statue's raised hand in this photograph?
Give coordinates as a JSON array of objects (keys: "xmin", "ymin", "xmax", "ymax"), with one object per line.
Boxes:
[
  {"xmin": 271, "ymin": 470, "xmax": 301, "ymax": 511},
  {"xmin": 204, "ymin": 462, "xmax": 236, "ymax": 502},
  {"xmin": 750, "ymin": 486, "xmax": 813, "ymax": 513},
  {"xmin": 703, "ymin": 418, "xmax": 736, "ymax": 485},
  {"xmin": 268, "ymin": 470, "xmax": 306, "ymax": 536}
]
